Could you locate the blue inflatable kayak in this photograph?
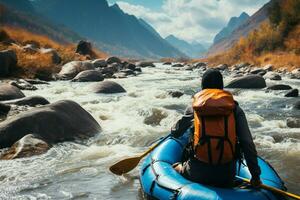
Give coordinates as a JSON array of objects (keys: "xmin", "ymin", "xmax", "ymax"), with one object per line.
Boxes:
[{"xmin": 140, "ymin": 129, "xmax": 287, "ymax": 200}]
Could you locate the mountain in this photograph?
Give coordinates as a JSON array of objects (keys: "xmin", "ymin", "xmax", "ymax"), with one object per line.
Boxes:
[
  {"xmin": 0, "ymin": 0, "xmax": 82, "ymax": 44},
  {"xmin": 213, "ymin": 12, "xmax": 249, "ymax": 44},
  {"xmin": 207, "ymin": 1, "xmax": 272, "ymax": 56},
  {"xmin": 32, "ymin": 0, "xmax": 185, "ymax": 59},
  {"xmin": 165, "ymin": 35, "xmax": 207, "ymax": 58}
]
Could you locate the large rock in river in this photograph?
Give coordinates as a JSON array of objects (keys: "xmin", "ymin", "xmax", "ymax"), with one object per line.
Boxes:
[
  {"xmin": 137, "ymin": 62, "xmax": 155, "ymax": 68},
  {"xmin": 0, "ymin": 100, "xmax": 101, "ymax": 148},
  {"xmin": 284, "ymin": 89, "xmax": 298, "ymax": 97},
  {"xmin": 225, "ymin": 75, "xmax": 266, "ymax": 89},
  {"xmin": 2, "ymin": 96, "xmax": 49, "ymax": 107},
  {"xmin": 92, "ymin": 81, "xmax": 126, "ymax": 94},
  {"xmin": 0, "ymin": 84, "xmax": 25, "ymax": 101},
  {"xmin": 72, "ymin": 70, "xmax": 104, "ymax": 82},
  {"xmin": 0, "ymin": 134, "xmax": 50, "ymax": 160},
  {"xmin": 0, "ymin": 50, "xmax": 17, "ymax": 77},
  {"xmin": 58, "ymin": 61, "xmax": 94, "ymax": 80},
  {"xmin": 267, "ymin": 84, "xmax": 292, "ymax": 90}
]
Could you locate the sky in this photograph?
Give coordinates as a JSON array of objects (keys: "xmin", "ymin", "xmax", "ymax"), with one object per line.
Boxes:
[{"xmin": 107, "ymin": 0, "xmax": 269, "ymax": 44}]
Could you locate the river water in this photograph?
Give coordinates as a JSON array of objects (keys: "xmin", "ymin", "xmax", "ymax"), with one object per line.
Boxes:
[{"xmin": 0, "ymin": 63, "xmax": 299, "ymax": 199}]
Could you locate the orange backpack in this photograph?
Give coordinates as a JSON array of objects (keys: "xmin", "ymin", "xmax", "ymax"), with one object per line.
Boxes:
[{"xmin": 193, "ymin": 89, "xmax": 236, "ymax": 165}]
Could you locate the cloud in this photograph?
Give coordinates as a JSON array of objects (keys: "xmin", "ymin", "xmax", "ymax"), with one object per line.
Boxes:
[{"xmin": 115, "ymin": 0, "xmax": 269, "ymax": 43}]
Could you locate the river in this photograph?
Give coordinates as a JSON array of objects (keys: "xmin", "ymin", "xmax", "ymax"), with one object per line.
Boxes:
[{"xmin": 0, "ymin": 63, "xmax": 299, "ymax": 199}]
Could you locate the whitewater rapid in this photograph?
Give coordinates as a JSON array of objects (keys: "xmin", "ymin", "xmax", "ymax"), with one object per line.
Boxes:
[{"xmin": 0, "ymin": 63, "xmax": 299, "ymax": 199}]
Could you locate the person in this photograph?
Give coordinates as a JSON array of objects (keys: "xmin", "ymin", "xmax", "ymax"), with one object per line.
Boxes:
[{"xmin": 171, "ymin": 69, "xmax": 262, "ymax": 188}]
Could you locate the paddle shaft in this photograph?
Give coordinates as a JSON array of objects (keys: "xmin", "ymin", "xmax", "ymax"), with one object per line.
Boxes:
[{"xmin": 236, "ymin": 176, "xmax": 300, "ymax": 200}]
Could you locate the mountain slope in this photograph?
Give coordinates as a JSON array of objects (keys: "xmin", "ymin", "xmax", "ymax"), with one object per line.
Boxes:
[
  {"xmin": 207, "ymin": 2, "xmax": 272, "ymax": 56},
  {"xmin": 0, "ymin": 1, "xmax": 82, "ymax": 44},
  {"xmin": 33, "ymin": 0, "xmax": 185, "ymax": 59},
  {"xmin": 165, "ymin": 35, "xmax": 206, "ymax": 58},
  {"xmin": 213, "ymin": 12, "xmax": 249, "ymax": 44}
]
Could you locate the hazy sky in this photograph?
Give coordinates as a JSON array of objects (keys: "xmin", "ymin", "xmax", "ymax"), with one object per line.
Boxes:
[{"xmin": 107, "ymin": 0, "xmax": 269, "ymax": 44}]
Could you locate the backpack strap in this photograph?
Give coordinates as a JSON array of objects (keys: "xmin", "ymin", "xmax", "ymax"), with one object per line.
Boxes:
[{"xmin": 198, "ymin": 117, "xmax": 213, "ymax": 164}]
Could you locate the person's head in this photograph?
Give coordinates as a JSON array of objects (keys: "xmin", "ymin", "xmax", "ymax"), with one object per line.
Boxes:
[{"xmin": 201, "ymin": 69, "xmax": 224, "ymax": 90}]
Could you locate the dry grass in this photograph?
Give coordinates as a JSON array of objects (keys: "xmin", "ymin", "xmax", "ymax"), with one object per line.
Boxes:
[
  {"xmin": 0, "ymin": 26, "xmax": 107, "ymax": 78},
  {"xmin": 200, "ymin": 24, "xmax": 300, "ymax": 71}
]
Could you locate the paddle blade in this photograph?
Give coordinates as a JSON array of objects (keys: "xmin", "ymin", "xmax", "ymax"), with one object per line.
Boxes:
[{"xmin": 109, "ymin": 156, "xmax": 141, "ymax": 175}]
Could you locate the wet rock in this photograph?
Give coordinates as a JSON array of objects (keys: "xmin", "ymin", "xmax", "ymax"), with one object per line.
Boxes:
[
  {"xmin": 134, "ymin": 67, "xmax": 142, "ymax": 73},
  {"xmin": 233, "ymin": 63, "xmax": 250, "ymax": 70},
  {"xmin": 76, "ymin": 40, "xmax": 93, "ymax": 56},
  {"xmin": 284, "ymin": 89, "xmax": 299, "ymax": 97},
  {"xmin": 0, "ymin": 134, "xmax": 50, "ymax": 160},
  {"xmin": 225, "ymin": 75, "xmax": 266, "ymax": 89},
  {"xmin": 0, "ymin": 50, "xmax": 17, "ymax": 77},
  {"xmin": 58, "ymin": 61, "xmax": 94, "ymax": 80},
  {"xmin": 194, "ymin": 62, "xmax": 207, "ymax": 69},
  {"xmin": 24, "ymin": 79, "xmax": 49, "ymax": 85},
  {"xmin": 287, "ymin": 118, "xmax": 300, "ymax": 128},
  {"xmin": 100, "ymin": 63, "xmax": 120, "ymax": 76},
  {"xmin": 143, "ymin": 108, "xmax": 168, "ymax": 126},
  {"xmin": 0, "ymin": 100, "xmax": 101, "ymax": 148},
  {"xmin": 0, "ymin": 84, "xmax": 25, "ymax": 101},
  {"xmin": 120, "ymin": 69, "xmax": 135, "ymax": 76},
  {"xmin": 168, "ymin": 91, "xmax": 184, "ymax": 98},
  {"xmin": 40, "ymin": 48, "xmax": 61, "ymax": 64},
  {"xmin": 250, "ymin": 69, "xmax": 267, "ymax": 76},
  {"xmin": 92, "ymin": 81, "xmax": 126, "ymax": 94},
  {"xmin": 183, "ymin": 65, "xmax": 194, "ymax": 71},
  {"xmin": 72, "ymin": 70, "xmax": 104, "ymax": 82},
  {"xmin": 172, "ymin": 63, "xmax": 184, "ymax": 68},
  {"xmin": 10, "ymin": 80, "xmax": 37, "ymax": 91},
  {"xmin": 0, "ymin": 103, "xmax": 11, "ymax": 115},
  {"xmin": 92, "ymin": 59, "xmax": 107, "ymax": 68},
  {"xmin": 264, "ymin": 72, "xmax": 282, "ymax": 81},
  {"xmin": 290, "ymin": 69, "xmax": 300, "ymax": 79},
  {"xmin": 2, "ymin": 96, "xmax": 50, "ymax": 107},
  {"xmin": 34, "ymin": 69, "xmax": 55, "ymax": 81},
  {"xmin": 163, "ymin": 62, "xmax": 172, "ymax": 65},
  {"xmin": 106, "ymin": 56, "xmax": 121, "ymax": 65},
  {"xmin": 267, "ymin": 84, "xmax": 292, "ymax": 90},
  {"xmin": 137, "ymin": 62, "xmax": 155, "ymax": 68},
  {"xmin": 124, "ymin": 63, "xmax": 136, "ymax": 71}
]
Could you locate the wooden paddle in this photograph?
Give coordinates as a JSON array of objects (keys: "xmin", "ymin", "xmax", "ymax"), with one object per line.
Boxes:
[
  {"xmin": 109, "ymin": 134, "xmax": 171, "ymax": 175},
  {"xmin": 236, "ymin": 176, "xmax": 300, "ymax": 200}
]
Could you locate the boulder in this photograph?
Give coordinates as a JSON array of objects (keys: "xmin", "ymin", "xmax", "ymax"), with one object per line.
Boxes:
[
  {"xmin": 9, "ymin": 80, "xmax": 37, "ymax": 91},
  {"xmin": 0, "ymin": 134, "xmax": 50, "ymax": 160},
  {"xmin": 163, "ymin": 62, "xmax": 172, "ymax": 65},
  {"xmin": 264, "ymin": 72, "xmax": 282, "ymax": 81},
  {"xmin": 72, "ymin": 70, "xmax": 104, "ymax": 82},
  {"xmin": 194, "ymin": 62, "xmax": 207, "ymax": 68},
  {"xmin": 225, "ymin": 75, "xmax": 266, "ymax": 89},
  {"xmin": 106, "ymin": 56, "xmax": 121, "ymax": 65},
  {"xmin": 137, "ymin": 62, "xmax": 155, "ymax": 68},
  {"xmin": 0, "ymin": 50, "xmax": 17, "ymax": 77},
  {"xmin": 34, "ymin": 69, "xmax": 55, "ymax": 81},
  {"xmin": 40, "ymin": 48, "xmax": 61, "ymax": 64},
  {"xmin": 0, "ymin": 84, "xmax": 25, "ymax": 101},
  {"xmin": 290, "ymin": 69, "xmax": 300, "ymax": 79},
  {"xmin": 267, "ymin": 84, "xmax": 292, "ymax": 90},
  {"xmin": 112, "ymin": 72, "xmax": 127, "ymax": 79},
  {"xmin": 0, "ymin": 100, "xmax": 101, "ymax": 148},
  {"xmin": 92, "ymin": 59, "xmax": 107, "ymax": 68},
  {"xmin": 250, "ymin": 69, "xmax": 267, "ymax": 76},
  {"xmin": 120, "ymin": 69, "xmax": 135, "ymax": 76},
  {"xmin": 0, "ymin": 103, "xmax": 11, "ymax": 115},
  {"xmin": 58, "ymin": 61, "xmax": 94, "ymax": 80},
  {"xmin": 100, "ymin": 63, "xmax": 120, "ymax": 76},
  {"xmin": 2, "ymin": 96, "xmax": 49, "ymax": 107},
  {"xmin": 124, "ymin": 63, "xmax": 136, "ymax": 71},
  {"xmin": 286, "ymin": 118, "xmax": 300, "ymax": 128},
  {"xmin": 172, "ymin": 63, "xmax": 184, "ymax": 68},
  {"xmin": 168, "ymin": 91, "xmax": 184, "ymax": 98},
  {"xmin": 92, "ymin": 81, "xmax": 126, "ymax": 94},
  {"xmin": 76, "ymin": 40, "xmax": 93, "ymax": 56},
  {"xmin": 134, "ymin": 67, "xmax": 142, "ymax": 73},
  {"xmin": 284, "ymin": 89, "xmax": 299, "ymax": 97},
  {"xmin": 233, "ymin": 63, "xmax": 250, "ymax": 70}
]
